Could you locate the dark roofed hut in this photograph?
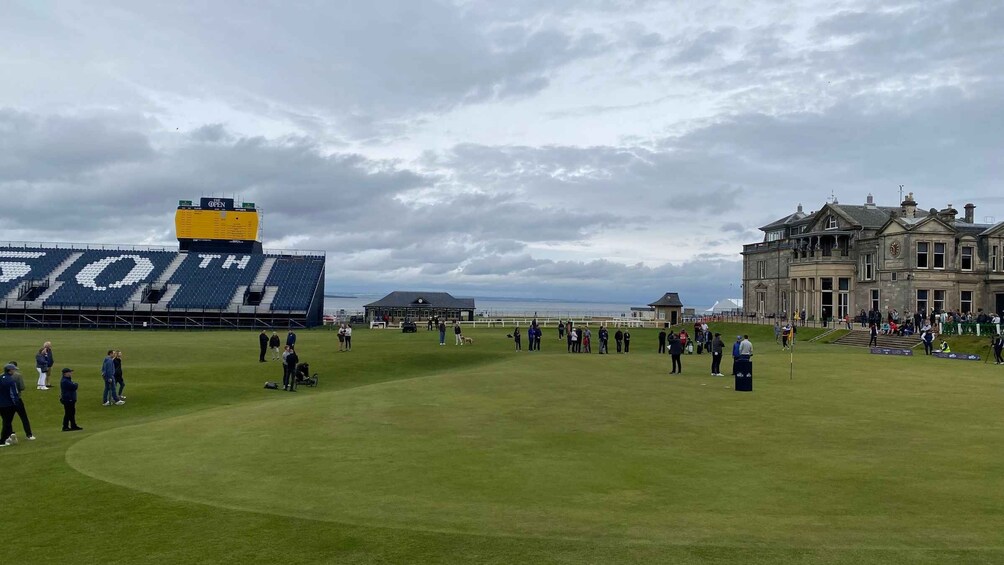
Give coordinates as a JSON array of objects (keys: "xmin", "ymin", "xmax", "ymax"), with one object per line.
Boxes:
[
  {"xmin": 364, "ymin": 291, "xmax": 476, "ymax": 323},
  {"xmin": 648, "ymin": 292, "xmax": 684, "ymax": 326}
]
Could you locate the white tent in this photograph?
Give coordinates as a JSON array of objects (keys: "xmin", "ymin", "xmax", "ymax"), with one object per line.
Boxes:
[{"xmin": 702, "ymin": 298, "xmax": 743, "ymax": 315}]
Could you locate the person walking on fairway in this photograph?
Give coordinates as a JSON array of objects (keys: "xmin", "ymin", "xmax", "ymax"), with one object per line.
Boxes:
[
  {"xmin": 668, "ymin": 332, "xmax": 682, "ymax": 374},
  {"xmin": 5, "ymin": 363, "xmax": 33, "ymax": 440},
  {"xmin": 869, "ymin": 323, "xmax": 878, "ymax": 347},
  {"xmin": 0, "ymin": 365, "xmax": 20, "ymax": 446},
  {"xmin": 454, "ymin": 321, "xmax": 463, "ymax": 346},
  {"xmin": 101, "ymin": 351, "xmax": 124, "ymax": 406},
  {"xmin": 60, "ymin": 368, "xmax": 82, "ymax": 431},
  {"xmin": 711, "ymin": 333, "xmax": 724, "ymax": 376},
  {"xmin": 113, "ymin": 350, "xmax": 126, "ymax": 399}
]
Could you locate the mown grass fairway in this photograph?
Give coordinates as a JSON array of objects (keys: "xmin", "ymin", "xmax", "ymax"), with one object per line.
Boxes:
[{"xmin": 4, "ymin": 325, "xmax": 1004, "ymax": 564}]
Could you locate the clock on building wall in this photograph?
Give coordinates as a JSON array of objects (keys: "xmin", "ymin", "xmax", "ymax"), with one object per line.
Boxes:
[{"xmin": 889, "ymin": 241, "xmax": 902, "ymax": 258}]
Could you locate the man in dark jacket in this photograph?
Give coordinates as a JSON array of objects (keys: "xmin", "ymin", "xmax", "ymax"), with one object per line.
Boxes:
[
  {"xmin": 60, "ymin": 368, "xmax": 82, "ymax": 431},
  {"xmin": 269, "ymin": 332, "xmax": 281, "ymax": 359},
  {"xmin": 658, "ymin": 329, "xmax": 667, "ymax": 354},
  {"xmin": 614, "ymin": 329, "xmax": 624, "ymax": 353},
  {"xmin": 711, "ymin": 333, "xmax": 724, "ymax": 376},
  {"xmin": 259, "ymin": 330, "xmax": 269, "ymax": 362},
  {"xmin": 993, "ymin": 333, "xmax": 1004, "ymax": 365},
  {"xmin": 102, "ymin": 351, "xmax": 124, "ymax": 406},
  {"xmin": 731, "ymin": 336, "xmax": 742, "ymax": 376},
  {"xmin": 284, "ymin": 346, "xmax": 299, "ymax": 392},
  {"xmin": 598, "ymin": 326, "xmax": 609, "ymax": 354},
  {"xmin": 6, "ymin": 363, "xmax": 34, "ymax": 440},
  {"xmin": 286, "ymin": 330, "xmax": 297, "ymax": 347},
  {"xmin": 623, "ymin": 331, "xmax": 631, "ymax": 353},
  {"xmin": 0, "ymin": 364, "xmax": 20, "ymax": 446},
  {"xmin": 668, "ymin": 332, "xmax": 682, "ymax": 374}
]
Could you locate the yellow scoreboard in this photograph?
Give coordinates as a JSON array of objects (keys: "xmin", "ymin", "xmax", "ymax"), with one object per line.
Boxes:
[{"xmin": 175, "ymin": 208, "xmax": 260, "ymax": 241}]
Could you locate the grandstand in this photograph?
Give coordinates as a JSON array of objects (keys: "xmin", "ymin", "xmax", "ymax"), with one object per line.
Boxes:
[{"xmin": 0, "ymin": 198, "xmax": 325, "ymax": 329}]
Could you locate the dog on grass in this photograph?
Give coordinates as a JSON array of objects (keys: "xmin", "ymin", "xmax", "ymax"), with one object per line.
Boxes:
[{"xmin": 463, "ymin": 336, "xmax": 474, "ymax": 345}]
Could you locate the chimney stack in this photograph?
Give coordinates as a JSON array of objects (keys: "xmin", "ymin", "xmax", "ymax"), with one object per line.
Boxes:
[
  {"xmin": 964, "ymin": 203, "xmax": 975, "ymax": 223},
  {"xmin": 900, "ymin": 192, "xmax": 917, "ymax": 219},
  {"xmin": 940, "ymin": 204, "xmax": 958, "ymax": 224},
  {"xmin": 865, "ymin": 193, "xmax": 875, "ymax": 207}
]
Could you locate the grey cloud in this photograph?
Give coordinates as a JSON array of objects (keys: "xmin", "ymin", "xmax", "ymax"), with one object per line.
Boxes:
[
  {"xmin": 0, "ymin": 109, "xmax": 154, "ymax": 182},
  {"xmin": 720, "ymin": 222, "xmax": 745, "ymax": 234}
]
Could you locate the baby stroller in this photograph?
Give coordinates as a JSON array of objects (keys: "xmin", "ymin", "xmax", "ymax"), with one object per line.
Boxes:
[{"xmin": 294, "ymin": 362, "xmax": 319, "ymax": 387}]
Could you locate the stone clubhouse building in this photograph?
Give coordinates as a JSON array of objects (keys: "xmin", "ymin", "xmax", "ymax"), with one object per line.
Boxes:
[{"xmin": 742, "ymin": 193, "xmax": 1004, "ymax": 322}]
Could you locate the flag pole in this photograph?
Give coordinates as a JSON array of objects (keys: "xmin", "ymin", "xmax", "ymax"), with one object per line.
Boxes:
[{"xmin": 789, "ymin": 328, "xmax": 794, "ymax": 380}]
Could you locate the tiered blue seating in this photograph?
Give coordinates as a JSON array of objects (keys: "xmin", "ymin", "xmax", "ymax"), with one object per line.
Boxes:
[
  {"xmin": 0, "ymin": 247, "xmax": 76, "ymax": 298},
  {"xmin": 167, "ymin": 253, "xmax": 265, "ymax": 309},
  {"xmin": 266, "ymin": 256, "xmax": 324, "ymax": 311},
  {"xmin": 45, "ymin": 250, "xmax": 175, "ymax": 307}
]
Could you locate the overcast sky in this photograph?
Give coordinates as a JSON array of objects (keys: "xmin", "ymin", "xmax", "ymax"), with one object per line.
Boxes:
[{"xmin": 2, "ymin": 0, "xmax": 1002, "ymax": 307}]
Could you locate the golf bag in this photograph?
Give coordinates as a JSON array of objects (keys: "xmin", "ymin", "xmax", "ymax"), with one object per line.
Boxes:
[{"xmin": 295, "ymin": 363, "xmax": 319, "ymax": 387}]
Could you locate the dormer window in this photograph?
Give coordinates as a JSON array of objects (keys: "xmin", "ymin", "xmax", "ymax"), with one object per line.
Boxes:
[{"xmin": 825, "ymin": 215, "xmax": 838, "ymax": 230}]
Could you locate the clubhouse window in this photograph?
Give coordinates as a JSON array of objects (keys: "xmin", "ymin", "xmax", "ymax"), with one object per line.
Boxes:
[
  {"xmin": 916, "ymin": 289, "xmax": 929, "ymax": 315},
  {"xmin": 961, "ymin": 290, "xmax": 973, "ymax": 314},
  {"xmin": 961, "ymin": 246, "xmax": 974, "ymax": 271},
  {"xmin": 933, "ymin": 242, "xmax": 945, "ymax": 269},
  {"xmin": 917, "ymin": 242, "xmax": 929, "ymax": 269},
  {"xmin": 863, "ymin": 253, "xmax": 874, "ymax": 280},
  {"xmin": 933, "ymin": 290, "xmax": 945, "ymax": 313},
  {"xmin": 870, "ymin": 289, "xmax": 880, "ymax": 312},
  {"xmin": 992, "ymin": 245, "xmax": 999, "ymax": 272}
]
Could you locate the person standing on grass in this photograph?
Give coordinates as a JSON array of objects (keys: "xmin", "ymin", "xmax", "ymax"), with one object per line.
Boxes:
[
  {"xmin": 269, "ymin": 331, "xmax": 281, "ymax": 359},
  {"xmin": 599, "ymin": 325, "xmax": 609, "ymax": 354},
  {"xmin": 668, "ymin": 332, "xmax": 682, "ymax": 374},
  {"xmin": 623, "ymin": 330, "xmax": 631, "ymax": 353},
  {"xmin": 60, "ymin": 368, "xmax": 82, "ymax": 431},
  {"xmin": 258, "ymin": 330, "xmax": 269, "ymax": 362},
  {"xmin": 344, "ymin": 325, "xmax": 353, "ymax": 351},
  {"xmin": 281, "ymin": 346, "xmax": 292, "ymax": 390},
  {"xmin": 286, "ymin": 330, "xmax": 297, "ymax": 348},
  {"xmin": 658, "ymin": 328, "xmax": 667, "ymax": 354},
  {"xmin": 711, "ymin": 333, "xmax": 724, "ymax": 376},
  {"xmin": 113, "ymin": 351, "xmax": 126, "ymax": 399},
  {"xmin": 774, "ymin": 322, "xmax": 781, "ymax": 344},
  {"xmin": 43, "ymin": 341, "xmax": 54, "ymax": 389},
  {"xmin": 438, "ymin": 320, "xmax": 446, "ymax": 345},
  {"xmin": 583, "ymin": 327, "xmax": 592, "ymax": 353},
  {"xmin": 454, "ymin": 321, "xmax": 463, "ymax": 346},
  {"xmin": 337, "ymin": 324, "xmax": 346, "ymax": 352},
  {"xmin": 731, "ymin": 336, "xmax": 742, "ymax": 376},
  {"xmin": 922, "ymin": 329, "xmax": 934, "ymax": 355},
  {"xmin": 570, "ymin": 327, "xmax": 579, "ymax": 353},
  {"xmin": 558, "ymin": 321, "xmax": 565, "ymax": 341},
  {"xmin": 35, "ymin": 347, "xmax": 49, "ymax": 390},
  {"xmin": 6, "ymin": 363, "xmax": 33, "ymax": 440},
  {"xmin": 101, "ymin": 351, "xmax": 124, "ymax": 406},
  {"xmin": 739, "ymin": 335, "xmax": 753, "ymax": 361},
  {"xmin": 993, "ymin": 333, "xmax": 1004, "ymax": 365},
  {"xmin": 615, "ymin": 329, "xmax": 624, "ymax": 353},
  {"xmin": 513, "ymin": 325, "xmax": 521, "ymax": 351},
  {"xmin": 0, "ymin": 364, "xmax": 20, "ymax": 446},
  {"xmin": 285, "ymin": 346, "xmax": 299, "ymax": 392},
  {"xmin": 869, "ymin": 323, "xmax": 878, "ymax": 347},
  {"xmin": 781, "ymin": 323, "xmax": 792, "ymax": 350}
]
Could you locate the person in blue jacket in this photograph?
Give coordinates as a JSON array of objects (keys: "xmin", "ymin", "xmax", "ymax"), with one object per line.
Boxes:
[
  {"xmin": 286, "ymin": 330, "xmax": 297, "ymax": 347},
  {"xmin": 102, "ymin": 351, "xmax": 124, "ymax": 406},
  {"xmin": 60, "ymin": 368, "xmax": 83, "ymax": 431},
  {"xmin": 0, "ymin": 364, "xmax": 20, "ymax": 446},
  {"xmin": 731, "ymin": 335, "xmax": 742, "ymax": 376}
]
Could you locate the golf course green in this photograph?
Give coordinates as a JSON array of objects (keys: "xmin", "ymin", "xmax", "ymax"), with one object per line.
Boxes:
[{"xmin": 4, "ymin": 324, "xmax": 1004, "ymax": 564}]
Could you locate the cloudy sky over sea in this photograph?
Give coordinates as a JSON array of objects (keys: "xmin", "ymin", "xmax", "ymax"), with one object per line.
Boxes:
[{"xmin": 2, "ymin": 1, "xmax": 1001, "ymax": 306}]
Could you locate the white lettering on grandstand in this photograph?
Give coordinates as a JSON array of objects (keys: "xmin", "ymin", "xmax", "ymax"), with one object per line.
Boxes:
[
  {"xmin": 198, "ymin": 254, "xmax": 222, "ymax": 268},
  {"xmin": 206, "ymin": 199, "xmax": 226, "ymax": 209},
  {"xmin": 76, "ymin": 255, "xmax": 155, "ymax": 291},
  {"xmin": 222, "ymin": 255, "xmax": 250, "ymax": 269},
  {"xmin": 0, "ymin": 251, "xmax": 46, "ymax": 282}
]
